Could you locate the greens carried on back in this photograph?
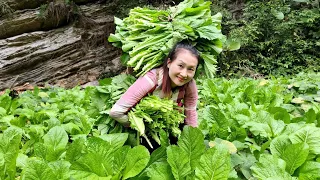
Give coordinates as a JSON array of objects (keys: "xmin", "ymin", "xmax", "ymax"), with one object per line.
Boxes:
[{"xmin": 108, "ymin": 0, "xmax": 225, "ymax": 78}]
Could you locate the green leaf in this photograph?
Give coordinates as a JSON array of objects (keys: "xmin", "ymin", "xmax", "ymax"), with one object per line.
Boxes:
[
  {"xmin": 289, "ymin": 126, "xmax": 320, "ymax": 154},
  {"xmin": 70, "ymin": 170, "xmax": 111, "ymax": 180},
  {"xmin": 0, "ymin": 107, "xmax": 6, "ymax": 116},
  {"xmin": 268, "ymin": 107, "xmax": 291, "ymax": 124},
  {"xmin": 23, "ymin": 158, "xmax": 55, "ymax": 180},
  {"xmin": 16, "ymin": 153, "xmax": 28, "ymax": 169},
  {"xmin": 225, "ymin": 39, "xmax": 241, "ymax": 51},
  {"xmin": 177, "ymin": 126, "xmax": 205, "ymax": 170},
  {"xmin": 112, "ymin": 146, "xmax": 130, "ymax": 178},
  {"xmin": 195, "ymin": 145, "xmax": 231, "ymax": 180},
  {"xmin": 270, "ymin": 135, "xmax": 291, "ymax": 157},
  {"xmin": 251, "ymin": 154, "xmax": 294, "ymax": 179},
  {"xmin": 196, "ymin": 25, "xmax": 224, "ymax": 40},
  {"xmin": 70, "ymin": 137, "xmax": 120, "ymax": 176},
  {"xmin": 0, "ymin": 127, "xmax": 22, "ymax": 179},
  {"xmin": 167, "ymin": 145, "xmax": 192, "ymax": 180},
  {"xmin": 305, "ymin": 109, "xmax": 316, "ymax": 123},
  {"xmin": 147, "ymin": 162, "xmax": 174, "ymax": 180},
  {"xmin": 66, "ymin": 136, "xmax": 87, "ymax": 163},
  {"xmin": 281, "ymin": 143, "xmax": 309, "ymax": 174},
  {"xmin": 246, "ymin": 119, "xmax": 285, "ymax": 138},
  {"xmin": 99, "ymin": 133, "xmax": 128, "ymax": 148},
  {"xmin": 298, "ymin": 161, "xmax": 320, "ymax": 179},
  {"xmin": 48, "ymin": 160, "xmax": 71, "ymax": 180},
  {"xmin": 123, "ymin": 145, "xmax": 150, "ymax": 179},
  {"xmin": 128, "ymin": 112, "xmax": 146, "ymax": 135},
  {"xmin": 43, "ymin": 126, "xmax": 68, "ymax": 161},
  {"xmin": 108, "ymin": 34, "xmax": 121, "ymax": 43},
  {"xmin": 147, "ymin": 146, "xmax": 167, "ymax": 168}
]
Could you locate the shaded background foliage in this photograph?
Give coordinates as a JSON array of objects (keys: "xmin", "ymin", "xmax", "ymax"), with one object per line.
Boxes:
[{"xmin": 212, "ymin": 0, "xmax": 320, "ymax": 77}]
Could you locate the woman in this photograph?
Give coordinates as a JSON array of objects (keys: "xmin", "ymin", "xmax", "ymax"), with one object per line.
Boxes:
[{"xmin": 110, "ymin": 41, "xmax": 200, "ymax": 128}]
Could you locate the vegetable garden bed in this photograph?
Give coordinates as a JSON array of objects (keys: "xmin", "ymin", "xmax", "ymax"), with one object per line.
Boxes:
[{"xmin": 1, "ymin": 72, "xmax": 320, "ymax": 179}]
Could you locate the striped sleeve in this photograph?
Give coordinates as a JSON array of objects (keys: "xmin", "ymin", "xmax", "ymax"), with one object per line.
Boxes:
[
  {"xmin": 109, "ymin": 69, "xmax": 157, "ymax": 124},
  {"xmin": 184, "ymin": 79, "xmax": 198, "ymax": 127}
]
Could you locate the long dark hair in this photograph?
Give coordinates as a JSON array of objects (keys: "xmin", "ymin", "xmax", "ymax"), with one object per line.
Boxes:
[{"xmin": 161, "ymin": 41, "xmax": 200, "ymax": 96}]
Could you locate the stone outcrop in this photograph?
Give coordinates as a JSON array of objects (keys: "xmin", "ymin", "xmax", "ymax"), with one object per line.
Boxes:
[
  {"xmin": 0, "ymin": 1, "xmax": 122, "ymax": 90},
  {"xmin": 0, "ymin": 0, "xmax": 181, "ymax": 91}
]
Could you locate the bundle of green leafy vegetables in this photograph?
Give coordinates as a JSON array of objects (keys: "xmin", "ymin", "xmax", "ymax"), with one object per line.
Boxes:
[
  {"xmin": 128, "ymin": 95, "xmax": 185, "ymax": 148},
  {"xmin": 108, "ymin": 0, "xmax": 225, "ymax": 78}
]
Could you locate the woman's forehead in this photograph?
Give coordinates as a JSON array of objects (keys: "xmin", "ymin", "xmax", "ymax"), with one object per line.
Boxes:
[{"xmin": 174, "ymin": 49, "xmax": 198, "ymax": 66}]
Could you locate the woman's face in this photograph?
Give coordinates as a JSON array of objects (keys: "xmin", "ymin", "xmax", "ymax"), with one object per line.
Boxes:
[{"xmin": 167, "ymin": 49, "xmax": 198, "ymax": 88}]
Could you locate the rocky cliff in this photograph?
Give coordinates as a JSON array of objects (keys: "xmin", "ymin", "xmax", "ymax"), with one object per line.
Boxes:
[{"xmin": 0, "ymin": 0, "xmax": 176, "ymax": 90}]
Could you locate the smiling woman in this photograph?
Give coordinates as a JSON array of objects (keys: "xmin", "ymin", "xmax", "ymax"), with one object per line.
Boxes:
[{"xmin": 109, "ymin": 41, "xmax": 200, "ymax": 128}]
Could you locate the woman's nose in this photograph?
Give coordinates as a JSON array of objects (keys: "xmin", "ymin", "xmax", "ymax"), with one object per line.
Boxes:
[{"xmin": 180, "ymin": 69, "xmax": 187, "ymax": 77}]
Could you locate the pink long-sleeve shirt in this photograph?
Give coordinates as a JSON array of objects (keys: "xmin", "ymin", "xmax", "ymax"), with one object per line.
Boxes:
[{"xmin": 109, "ymin": 68, "xmax": 198, "ymax": 127}]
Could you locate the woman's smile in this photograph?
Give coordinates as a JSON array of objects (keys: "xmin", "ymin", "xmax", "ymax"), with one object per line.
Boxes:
[{"xmin": 167, "ymin": 49, "xmax": 198, "ymax": 88}]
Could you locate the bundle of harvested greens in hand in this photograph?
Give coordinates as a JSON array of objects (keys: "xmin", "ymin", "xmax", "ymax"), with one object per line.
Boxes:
[
  {"xmin": 128, "ymin": 95, "xmax": 185, "ymax": 148},
  {"xmin": 108, "ymin": 0, "xmax": 225, "ymax": 78}
]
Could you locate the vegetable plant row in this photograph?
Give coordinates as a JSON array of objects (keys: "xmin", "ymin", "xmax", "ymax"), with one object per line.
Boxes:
[{"xmin": 0, "ymin": 72, "xmax": 320, "ymax": 179}]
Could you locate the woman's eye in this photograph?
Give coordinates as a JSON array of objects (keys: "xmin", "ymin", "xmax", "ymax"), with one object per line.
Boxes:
[{"xmin": 178, "ymin": 64, "xmax": 183, "ymax": 68}]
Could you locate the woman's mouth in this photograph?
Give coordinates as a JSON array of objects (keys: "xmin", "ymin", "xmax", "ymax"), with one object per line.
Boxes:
[{"xmin": 177, "ymin": 77, "xmax": 185, "ymax": 82}]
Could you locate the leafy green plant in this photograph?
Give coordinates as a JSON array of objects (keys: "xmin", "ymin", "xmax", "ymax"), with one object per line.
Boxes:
[{"xmin": 213, "ymin": 0, "xmax": 320, "ymax": 77}]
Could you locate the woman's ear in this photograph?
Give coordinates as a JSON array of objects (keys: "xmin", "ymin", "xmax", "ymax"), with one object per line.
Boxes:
[{"xmin": 167, "ymin": 58, "xmax": 171, "ymax": 68}]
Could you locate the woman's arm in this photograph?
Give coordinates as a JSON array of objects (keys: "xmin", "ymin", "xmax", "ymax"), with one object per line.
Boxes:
[
  {"xmin": 109, "ymin": 69, "xmax": 157, "ymax": 124},
  {"xmin": 184, "ymin": 79, "xmax": 198, "ymax": 127}
]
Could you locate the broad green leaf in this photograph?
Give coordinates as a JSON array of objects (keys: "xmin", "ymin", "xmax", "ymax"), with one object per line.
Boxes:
[
  {"xmin": 70, "ymin": 170, "xmax": 111, "ymax": 180},
  {"xmin": 112, "ymin": 146, "xmax": 130, "ymax": 176},
  {"xmin": 70, "ymin": 137, "xmax": 115, "ymax": 176},
  {"xmin": 167, "ymin": 145, "xmax": 192, "ymax": 180},
  {"xmin": 178, "ymin": 126, "xmax": 205, "ymax": 169},
  {"xmin": 16, "ymin": 153, "xmax": 28, "ymax": 169},
  {"xmin": 251, "ymin": 154, "xmax": 293, "ymax": 179},
  {"xmin": 99, "ymin": 133, "xmax": 128, "ymax": 149},
  {"xmin": 305, "ymin": 109, "xmax": 316, "ymax": 123},
  {"xmin": 270, "ymin": 135, "xmax": 291, "ymax": 157},
  {"xmin": 146, "ymin": 146, "xmax": 167, "ymax": 169},
  {"xmin": 196, "ymin": 25, "xmax": 224, "ymax": 40},
  {"xmin": 195, "ymin": 145, "xmax": 231, "ymax": 180},
  {"xmin": 246, "ymin": 119, "xmax": 285, "ymax": 138},
  {"xmin": 289, "ymin": 126, "xmax": 320, "ymax": 154},
  {"xmin": 0, "ymin": 115, "xmax": 15, "ymax": 126},
  {"xmin": 43, "ymin": 126, "xmax": 68, "ymax": 161},
  {"xmin": 268, "ymin": 107, "xmax": 291, "ymax": 124},
  {"xmin": 138, "ymin": 146, "xmax": 167, "ymax": 178},
  {"xmin": 23, "ymin": 158, "xmax": 55, "ymax": 180},
  {"xmin": 123, "ymin": 145, "xmax": 150, "ymax": 179},
  {"xmin": 0, "ymin": 127, "xmax": 22, "ymax": 179},
  {"xmin": 233, "ymin": 152, "xmax": 257, "ymax": 179},
  {"xmin": 298, "ymin": 161, "xmax": 320, "ymax": 179},
  {"xmin": 0, "ymin": 107, "xmax": 6, "ymax": 116},
  {"xmin": 225, "ymin": 39, "xmax": 241, "ymax": 51},
  {"xmin": 34, "ymin": 142, "xmax": 47, "ymax": 160},
  {"xmin": 48, "ymin": 160, "xmax": 71, "ymax": 180},
  {"xmin": 66, "ymin": 136, "xmax": 87, "ymax": 163},
  {"xmin": 281, "ymin": 143, "xmax": 309, "ymax": 174},
  {"xmin": 147, "ymin": 162, "xmax": 174, "ymax": 180}
]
